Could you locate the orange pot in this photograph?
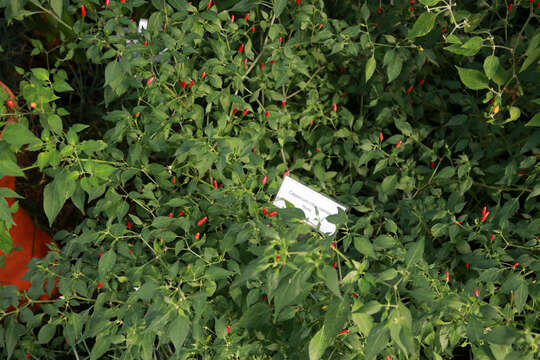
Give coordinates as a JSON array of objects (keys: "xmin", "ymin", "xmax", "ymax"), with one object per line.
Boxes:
[{"xmin": 0, "ymin": 81, "xmax": 58, "ymax": 310}]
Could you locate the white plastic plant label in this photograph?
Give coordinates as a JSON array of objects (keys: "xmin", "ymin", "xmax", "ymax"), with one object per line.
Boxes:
[{"xmin": 273, "ymin": 176, "xmax": 346, "ymax": 235}]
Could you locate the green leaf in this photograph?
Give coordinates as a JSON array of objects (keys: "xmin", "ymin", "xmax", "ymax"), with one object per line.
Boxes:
[
  {"xmin": 456, "ymin": 66, "xmax": 489, "ymax": 90},
  {"xmin": 437, "ymin": 166, "xmax": 455, "ymax": 179},
  {"xmin": 360, "ymin": 3, "xmax": 370, "ymax": 22},
  {"xmin": 514, "ymin": 282, "xmax": 528, "ymax": 313},
  {"xmin": 365, "ymin": 55, "xmax": 376, "ymax": 83},
  {"xmin": 364, "ymin": 323, "xmax": 389, "ymax": 359},
  {"xmin": 47, "ymin": 114, "xmax": 63, "ymax": 134},
  {"xmin": 407, "ymin": 12, "xmax": 437, "ymax": 39},
  {"xmin": 168, "ymin": 315, "xmax": 191, "ymax": 349},
  {"xmin": 381, "ymin": 175, "xmax": 397, "ymax": 193},
  {"xmin": 43, "ymin": 182, "xmax": 63, "ymax": 227},
  {"xmin": 483, "ymin": 55, "xmax": 500, "ymax": 80},
  {"xmin": 2, "ymin": 123, "xmax": 41, "ymax": 147},
  {"xmin": 31, "ymin": 68, "xmax": 49, "ymax": 81},
  {"xmin": 98, "ymin": 249, "xmax": 117, "ymax": 278},
  {"xmin": 309, "ymin": 327, "xmax": 326, "ymax": 360},
  {"xmin": 51, "ymin": 0, "xmax": 63, "ymax": 18},
  {"xmin": 0, "ymin": 158, "xmax": 25, "ymax": 177},
  {"xmin": 419, "ymin": 0, "xmax": 441, "ymax": 4},
  {"xmin": 38, "ymin": 323, "xmax": 56, "ymax": 344},
  {"xmin": 352, "ymin": 313, "xmax": 373, "ymax": 336},
  {"xmin": 90, "ymin": 334, "xmax": 112, "ymax": 360},
  {"xmin": 322, "ymin": 265, "xmax": 340, "ymax": 297},
  {"xmin": 387, "ymin": 56, "xmax": 402, "ymax": 83},
  {"xmin": 524, "ymin": 113, "xmax": 540, "ymax": 127},
  {"xmin": 405, "ymin": 237, "xmax": 424, "ymax": 268},
  {"xmin": 507, "ymin": 106, "xmax": 520, "ymax": 122},
  {"xmin": 354, "ymin": 236, "xmax": 377, "ymax": 258},
  {"xmin": 486, "ymin": 326, "xmax": 518, "ymax": 345},
  {"xmin": 273, "ymin": 0, "xmax": 286, "ymax": 17},
  {"xmin": 53, "ymin": 80, "xmax": 74, "ymax": 92}
]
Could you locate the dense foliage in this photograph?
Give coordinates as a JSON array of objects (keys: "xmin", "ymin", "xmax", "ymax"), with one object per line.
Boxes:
[{"xmin": 1, "ymin": 0, "xmax": 539, "ymax": 359}]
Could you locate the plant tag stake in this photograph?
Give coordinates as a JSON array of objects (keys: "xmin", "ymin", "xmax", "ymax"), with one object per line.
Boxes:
[{"xmin": 273, "ymin": 176, "xmax": 346, "ymax": 234}]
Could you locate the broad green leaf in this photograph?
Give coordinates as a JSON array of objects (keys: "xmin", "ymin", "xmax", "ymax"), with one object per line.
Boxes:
[
  {"xmin": 486, "ymin": 326, "xmax": 518, "ymax": 345},
  {"xmin": 364, "ymin": 323, "xmax": 389, "ymax": 359},
  {"xmin": 354, "ymin": 236, "xmax": 377, "ymax": 258},
  {"xmin": 365, "ymin": 55, "xmax": 376, "ymax": 83},
  {"xmin": 0, "ymin": 158, "xmax": 25, "ymax": 177},
  {"xmin": 43, "ymin": 182, "xmax": 64, "ymax": 226},
  {"xmin": 360, "ymin": 3, "xmax": 370, "ymax": 22},
  {"xmin": 352, "ymin": 313, "xmax": 373, "ymax": 336},
  {"xmin": 514, "ymin": 282, "xmax": 528, "ymax": 313},
  {"xmin": 387, "ymin": 56, "xmax": 402, "ymax": 83},
  {"xmin": 31, "ymin": 68, "xmax": 49, "ymax": 81},
  {"xmin": 51, "ymin": 0, "xmax": 63, "ymax": 17},
  {"xmin": 456, "ymin": 66, "xmax": 489, "ymax": 90},
  {"xmin": 407, "ymin": 12, "xmax": 437, "ymax": 39},
  {"xmin": 405, "ymin": 237, "xmax": 424, "ymax": 267},
  {"xmin": 169, "ymin": 315, "xmax": 191, "ymax": 349},
  {"xmin": 98, "ymin": 249, "xmax": 117, "ymax": 278},
  {"xmin": 90, "ymin": 334, "xmax": 112, "ymax": 360},
  {"xmin": 2, "ymin": 123, "xmax": 41, "ymax": 147},
  {"xmin": 507, "ymin": 106, "xmax": 520, "ymax": 122},
  {"xmin": 47, "ymin": 114, "xmax": 63, "ymax": 134},
  {"xmin": 273, "ymin": 0, "xmax": 286, "ymax": 17},
  {"xmin": 308, "ymin": 327, "xmax": 326, "ymax": 360},
  {"xmin": 322, "ymin": 265, "xmax": 340, "ymax": 296},
  {"xmin": 381, "ymin": 175, "xmax": 397, "ymax": 193},
  {"xmin": 524, "ymin": 113, "xmax": 540, "ymax": 127},
  {"xmin": 420, "ymin": 0, "xmax": 441, "ymax": 4},
  {"xmin": 38, "ymin": 323, "xmax": 56, "ymax": 344},
  {"xmin": 483, "ymin": 55, "xmax": 500, "ymax": 80}
]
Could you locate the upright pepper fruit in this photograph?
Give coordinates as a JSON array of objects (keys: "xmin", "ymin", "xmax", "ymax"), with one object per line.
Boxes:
[
  {"xmin": 265, "ymin": 110, "xmax": 270, "ymax": 117},
  {"xmin": 81, "ymin": 5, "xmax": 86, "ymax": 17},
  {"xmin": 6, "ymin": 99, "xmax": 15, "ymax": 107},
  {"xmin": 379, "ymin": 132, "xmax": 384, "ymax": 141},
  {"xmin": 262, "ymin": 176, "xmax": 267, "ymax": 185},
  {"xmin": 207, "ymin": 0, "xmax": 212, "ymax": 9},
  {"xmin": 147, "ymin": 76, "xmax": 155, "ymax": 85},
  {"xmin": 238, "ymin": 44, "xmax": 245, "ymax": 53},
  {"xmin": 231, "ymin": 14, "xmax": 235, "ymax": 22},
  {"xmin": 244, "ymin": 13, "xmax": 249, "ymax": 21},
  {"xmin": 105, "ymin": 0, "xmax": 110, "ymax": 6},
  {"xmin": 197, "ymin": 216, "xmax": 208, "ymax": 226},
  {"xmin": 97, "ymin": 282, "xmax": 103, "ymax": 290},
  {"xmin": 407, "ymin": 85, "xmax": 413, "ymax": 93}
]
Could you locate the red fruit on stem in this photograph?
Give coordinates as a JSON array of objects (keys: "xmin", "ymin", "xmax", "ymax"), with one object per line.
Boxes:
[
  {"xmin": 316, "ymin": 148, "xmax": 320, "ymax": 153},
  {"xmin": 265, "ymin": 110, "xmax": 270, "ymax": 117},
  {"xmin": 279, "ymin": 37, "xmax": 282, "ymax": 43},
  {"xmin": 331, "ymin": 241, "xmax": 335, "ymax": 248},
  {"xmin": 243, "ymin": 109, "xmax": 249, "ymax": 115},
  {"xmin": 338, "ymin": 329, "xmax": 349, "ymax": 334},
  {"xmin": 244, "ymin": 58, "xmax": 248, "ymax": 66},
  {"xmin": 296, "ymin": 0, "xmax": 300, "ymax": 5},
  {"xmin": 231, "ymin": 14, "xmax": 235, "ymax": 22},
  {"xmin": 490, "ymin": 235, "xmax": 494, "ymax": 240},
  {"xmin": 227, "ymin": 325, "xmax": 231, "ymax": 334},
  {"xmin": 188, "ymin": 80, "xmax": 194, "ymax": 87},
  {"xmin": 213, "ymin": 180, "xmax": 218, "ymax": 189},
  {"xmin": 508, "ymin": 3, "xmax": 513, "ymax": 10},
  {"xmin": 332, "ymin": 103, "xmax": 337, "ymax": 111},
  {"xmin": 233, "ymin": 108, "xmax": 238, "ymax": 114},
  {"xmin": 419, "ymin": 79, "xmax": 425, "ymax": 86},
  {"xmin": 172, "ymin": 177, "xmax": 176, "ymax": 183},
  {"xmin": 407, "ymin": 85, "xmax": 413, "ymax": 93},
  {"xmin": 445, "ymin": 270, "xmax": 449, "ymax": 283},
  {"xmin": 252, "ymin": 148, "xmax": 257, "ymax": 153},
  {"xmin": 201, "ymin": 72, "xmax": 206, "ymax": 78},
  {"xmin": 207, "ymin": 0, "xmax": 212, "ymax": 9},
  {"xmin": 352, "ymin": 293, "xmax": 358, "ymax": 298},
  {"xmin": 377, "ymin": 7, "xmax": 382, "ymax": 14},
  {"xmin": 268, "ymin": 211, "xmax": 278, "ymax": 218},
  {"xmin": 181, "ymin": 81, "xmax": 186, "ymax": 88},
  {"xmin": 512, "ymin": 262, "xmax": 519, "ymax": 269},
  {"xmin": 238, "ymin": 44, "xmax": 244, "ymax": 53},
  {"xmin": 179, "ymin": 210, "xmax": 185, "ymax": 215},
  {"xmin": 270, "ymin": 60, "xmax": 274, "ymax": 64},
  {"xmin": 481, "ymin": 211, "xmax": 490, "ymax": 222},
  {"xmin": 6, "ymin": 99, "xmax": 15, "ymax": 107},
  {"xmin": 430, "ymin": 161, "xmax": 435, "ymax": 168},
  {"xmin": 97, "ymin": 282, "xmax": 103, "ymax": 289},
  {"xmin": 81, "ymin": 5, "xmax": 86, "ymax": 17},
  {"xmin": 396, "ymin": 140, "xmax": 402, "ymax": 148},
  {"xmin": 260, "ymin": 62, "xmax": 264, "ymax": 70},
  {"xmin": 146, "ymin": 76, "xmax": 155, "ymax": 85},
  {"xmin": 474, "ymin": 289, "xmax": 479, "ymax": 297},
  {"xmin": 105, "ymin": 0, "xmax": 110, "ymax": 6},
  {"xmin": 441, "ymin": 28, "xmax": 447, "ymax": 33},
  {"xmin": 332, "ymin": 261, "xmax": 337, "ymax": 268},
  {"xmin": 244, "ymin": 13, "xmax": 249, "ymax": 21},
  {"xmin": 197, "ymin": 216, "xmax": 208, "ymax": 226},
  {"xmin": 465, "ymin": 263, "xmax": 470, "ymax": 268},
  {"xmin": 168, "ymin": 212, "xmax": 173, "ymax": 218},
  {"xmin": 262, "ymin": 176, "xmax": 267, "ymax": 185},
  {"xmin": 194, "ymin": 232, "xmax": 200, "ymax": 240},
  {"xmin": 339, "ymin": 66, "xmax": 344, "ymax": 73},
  {"xmin": 379, "ymin": 132, "xmax": 384, "ymax": 141},
  {"xmin": 283, "ymin": 170, "xmax": 290, "ymax": 177},
  {"xmin": 276, "ymin": 255, "xmax": 280, "ymax": 260},
  {"xmin": 482, "ymin": 206, "xmax": 487, "ymax": 217},
  {"xmin": 281, "ymin": 100, "xmax": 286, "ymax": 107},
  {"xmin": 127, "ymin": 221, "xmax": 132, "ymax": 229},
  {"xmin": 251, "ymin": 26, "xmax": 255, "ymax": 33},
  {"xmin": 263, "ymin": 208, "xmax": 268, "ymax": 215},
  {"xmin": 99, "ymin": 253, "xmax": 103, "ymax": 258}
]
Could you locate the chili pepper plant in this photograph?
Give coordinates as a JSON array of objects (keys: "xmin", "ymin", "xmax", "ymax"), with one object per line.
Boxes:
[{"xmin": 0, "ymin": 0, "xmax": 539, "ymax": 359}]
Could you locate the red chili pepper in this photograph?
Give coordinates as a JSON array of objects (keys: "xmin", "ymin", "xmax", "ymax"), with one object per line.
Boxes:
[
  {"xmin": 172, "ymin": 177, "xmax": 176, "ymax": 183},
  {"xmin": 283, "ymin": 170, "xmax": 290, "ymax": 177},
  {"xmin": 445, "ymin": 270, "xmax": 449, "ymax": 283},
  {"xmin": 6, "ymin": 99, "xmax": 15, "ymax": 107},
  {"xmin": 265, "ymin": 110, "xmax": 269, "ymax": 117},
  {"xmin": 465, "ymin": 263, "xmax": 470, "ymax": 268},
  {"xmin": 343, "ymin": 92, "xmax": 347, "ymax": 97},
  {"xmin": 207, "ymin": 0, "xmax": 212, "ymax": 9},
  {"xmin": 281, "ymin": 100, "xmax": 286, "ymax": 107},
  {"xmin": 332, "ymin": 103, "xmax": 338, "ymax": 112},
  {"xmin": 251, "ymin": 26, "xmax": 255, "ymax": 33},
  {"xmin": 179, "ymin": 210, "xmax": 185, "ymax": 215},
  {"xmin": 30, "ymin": 101, "xmax": 37, "ymax": 109},
  {"xmin": 481, "ymin": 211, "xmax": 490, "ymax": 222},
  {"xmin": 81, "ymin": 5, "xmax": 86, "ymax": 17},
  {"xmin": 233, "ymin": 108, "xmax": 238, "ymax": 114},
  {"xmin": 188, "ymin": 80, "xmax": 194, "ymax": 87},
  {"xmin": 26, "ymin": 354, "xmax": 30, "ymax": 359},
  {"xmin": 270, "ymin": 60, "xmax": 274, "ymax": 65},
  {"xmin": 169, "ymin": 212, "xmax": 173, "ymax": 218},
  {"xmin": 99, "ymin": 253, "xmax": 103, "ymax": 258},
  {"xmin": 410, "ymin": 6, "xmax": 414, "ymax": 11},
  {"xmin": 231, "ymin": 14, "xmax": 235, "ymax": 22},
  {"xmin": 238, "ymin": 44, "xmax": 244, "ymax": 53},
  {"xmin": 339, "ymin": 66, "xmax": 344, "ymax": 73},
  {"xmin": 279, "ymin": 37, "xmax": 283, "ymax": 43},
  {"xmin": 181, "ymin": 81, "xmax": 186, "ymax": 88},
  {"xmin": 226, "ymin": 325, "xmax": 231, "ymax": 334},
  {"xmin": 244, "ymin": 58, "xmax": 248, "ymax": 67},
  {"xmin": 410, "ymin": 0, "xmax": 414, "ymax": 3},
  {"xmin": 263, "ymin": 208, "xmax": 268, "ymax": 215},
  {"xmin": 352, "ymin": 293, "xmax": 358, "ymax": 298},
  {"xmin": 213, "ymin": 180, "xmax": 218, "ymax": 189},
  {"xmin": 474, "ymin": 289, "xmax": 479, "ymax": 297},
  {"xmin": 332, "ymin": 261, "xmax": 337, "ymax": 268},
  {"xmin": 377, "ymin": 7, "xmax": 382, "ymax": 14},
  {"xmin": 319, "ymin": 23, "xmax": 323, "ymax": 29},
  {"xmin": 262, "ymin": 176, "xmax": 267, "ymax": 185},
  {"xmin": 386, "ymin": 356, "xmax": 391, "ymax": 360},
  {"xmin": 316, "ymin": 148, "xmax": 320, "ymax": 153},
  {"xmin": 482, "ymin": 206, "xmax": 487, "ymax": 217},
  {"xmin": 407, "ymin": 85, "xmax": 413, "ymax": 93},
  {"xmin": 121, "ymin": 0, "xmax": 125, "ymax": 3},
  {"xmin": 379, "ymin": 132, "xmax": 384, "ymax": 141},
  {"xmin": 430, "ymin": 161, "xmax": 435, "ymax": 168},
  {"xmin": 260, "ymin": 62, "xmax": 264, "ymax": 70},
  {"xmin": 244, "ymin": 13, "xmax": 249, "ymax": 21},
  {"xmin": 195, "ymin": 232, "xmax": 200, "ymax": 240},
  {"xmin": 268, "ymin": 211, "xmax": 278, "ymax": 217},
  {"xmin": 441, "ymin": 28, "xmax": 447, "ymax": 33},
  {"xmin": 490, "ymin": 235, "xmax": 494, "ymax": 240},
  {"xmin": 243, "ymin": 109, "xmax": 249, "ymax": 115},
  {"xmin": 252, "ymin": 148, "xmax": 257, "ymax": 153},
  {"xmin": 276, "ymin": 255, "xmax": 280, "ymax": 260},
  {"xmin": 508, "ymin": 3, "xmax": 513, "ymax": 11},
  {"xmin": 197, "ymin": 216, "xmax": 208, "ymax": 226},
  {"xmin": 105, "ymin": 0, "xmax": 110, "ymax": 6},
  {"xmin": 512, "ymin": 262, "xmax": 519, "ymax": 269},
  {"xmin": 331, "ymin": 241, "xmax": 335, "ymax": 248},
  {"xmin": 146, "ymin": 76, "xmax": 155, "ymax": 85},
  {"xmin": 201, "ymin": 71, "xmax": 206, "ymax": 78},
  {"xmin": 296, "ymin": 0, "xmax": 300, "ymax": 5},
  {"xmin": 97, "ymin": 281, "xmax": 103, "ymax": 289},
  {"xmin": 127, "ymin": 221, "xmax": 132, "ymax": 229},
  {"xmin": 419, "ymin": 79, "xmax": 425, "ymax": 86},
  {"xmin": 396, "ymin": 140, "xmax": 402, "ymax": 148},
  {"xmin": 338, "ymin": 329, "xmax": 349, "ymax": 334}
]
